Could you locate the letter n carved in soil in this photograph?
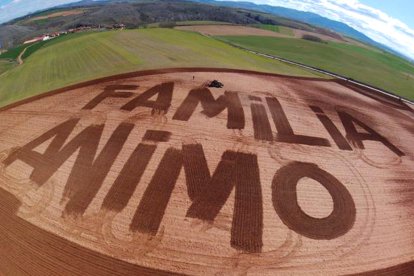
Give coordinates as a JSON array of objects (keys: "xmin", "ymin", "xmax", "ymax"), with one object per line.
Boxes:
[{"xmin": 102, "ymin": 130, "xmax": 171, "ymax": 213}]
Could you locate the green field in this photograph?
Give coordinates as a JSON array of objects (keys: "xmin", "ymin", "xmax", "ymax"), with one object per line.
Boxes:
[
  {"xmin": 252, "ymin": 24, "xmax": 294, "ymax": 36},
  {"xmin": 0, "ymin": 33, "xmax": 93, "ymax": 62},
  {"xmin": 252, "ymin": 24, "xmax": 280, "ymax": 32},
  {"xmin": 218, "ymin": 36, "xmax": 414, "ymax": 99},
  {"xmin": 0, "ymin": 60, "xmax": 17, "ymax": 75},
  {"xmin": 21, "ymin": 32, "xmax": 92, "ymax": 59},
  {"xmin": 0, "ymin": 43, "xmax": 32, "ymax": 60},
  {"xmin": 0, "ymin": 29, "xmax": 318, "ymax": 107}
]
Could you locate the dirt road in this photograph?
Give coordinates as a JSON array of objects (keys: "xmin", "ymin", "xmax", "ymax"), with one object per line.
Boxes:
[{"xmin": 16, "ymin": 44, "xmax": 34, "ymax": 65}]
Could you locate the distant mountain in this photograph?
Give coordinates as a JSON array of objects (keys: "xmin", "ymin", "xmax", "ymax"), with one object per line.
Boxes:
[{"xmin": 195, "ymin": 0, "xmax": 410, "ymax": 60}]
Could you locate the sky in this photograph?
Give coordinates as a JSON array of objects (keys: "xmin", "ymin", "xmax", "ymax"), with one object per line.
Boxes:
[{"xmin": 0, "ymin": 0, "xmax": 414, "ymax": 60}]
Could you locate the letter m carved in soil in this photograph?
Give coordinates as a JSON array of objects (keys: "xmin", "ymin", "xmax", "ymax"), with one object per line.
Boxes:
[
  {"xmin": 173, "ymin": 88, "xmax": 245, "ymax": 129},
  {"xmin": 183, "ymin": 144, "xmax": 263, "ymax": 253}
]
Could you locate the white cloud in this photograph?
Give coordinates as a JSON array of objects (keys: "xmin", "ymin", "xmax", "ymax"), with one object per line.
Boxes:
[{"xmin": 218, "ymin": 0, "xmax": 414, "ymax": 60}]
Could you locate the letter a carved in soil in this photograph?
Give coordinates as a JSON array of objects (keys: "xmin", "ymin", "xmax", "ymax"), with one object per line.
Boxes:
[
  {"xmin": 338, "ymin": 111, "xmax": 404, "ymax": 156},
  {"xmin": 121, "ymin": 82, "xmax": 174, "ymax": 114},
  {"xmin": 82, "ymin": 84, "xmax": 138, "ymax": 110},
  {"xmin": 3, "ymin": 119, "xmax": 134, "ymax": 217}
]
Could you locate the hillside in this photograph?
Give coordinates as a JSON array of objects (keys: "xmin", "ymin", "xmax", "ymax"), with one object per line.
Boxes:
[{"xmin": 0, "ymin": 28, "xmax": 318, "ymax": 107}]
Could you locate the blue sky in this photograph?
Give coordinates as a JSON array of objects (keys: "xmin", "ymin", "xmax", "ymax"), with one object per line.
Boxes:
[
  {"xmin": 359, "ymin": 0, "xmax": 413, "ymax": 29},
  {"xmin": 1, "ymin": 0, "xmax": 414, "ymax": 59}
]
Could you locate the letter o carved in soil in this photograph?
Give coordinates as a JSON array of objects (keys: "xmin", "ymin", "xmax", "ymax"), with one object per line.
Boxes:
[{"xmin": 272, "ymin": 162, "xmax": 356, "ymax": 240}]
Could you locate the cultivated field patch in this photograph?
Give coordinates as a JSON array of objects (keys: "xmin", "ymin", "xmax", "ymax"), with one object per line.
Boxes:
[
  {"xmin": 175, "ymin": 24, "xmax": 290, "ymax": 38},
  {"xmin": 0, "ymin": 59, "xmax": 16, "ymax": 75},
  {"xmin": 0, "ymin": 68, "xmax": 413, "ymax": 274},
  {"xmin": 27, "ymin": 9, "xmax": 85, "ymax": 22}
]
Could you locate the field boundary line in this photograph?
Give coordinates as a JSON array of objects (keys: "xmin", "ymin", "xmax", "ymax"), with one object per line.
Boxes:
[
  {"xmin": 213, "ymin": 36, "xmax": 413, "ymax": 104},
  {"xmin": 0, "ymin": 67, "xmax": 334, "ymax": 111}
]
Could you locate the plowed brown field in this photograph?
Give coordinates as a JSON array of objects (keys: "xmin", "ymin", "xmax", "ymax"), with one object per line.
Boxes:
[{"xmin": 0, "ymin": 68, "xmax": 413, "ymax": 275}]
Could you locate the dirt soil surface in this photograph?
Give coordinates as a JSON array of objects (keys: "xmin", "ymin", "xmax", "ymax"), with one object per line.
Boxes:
[
  {"xmin": 0, "ymin": 68, "xmax": 413, "ymax": 275},
  {"xmin": 175, "ymin": 25, "xmax": 290, "ymax": 38}
]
